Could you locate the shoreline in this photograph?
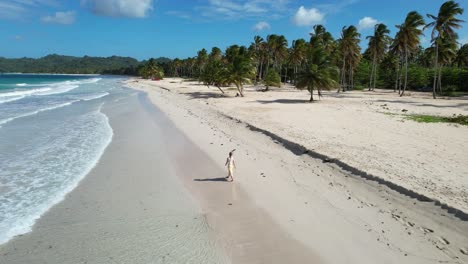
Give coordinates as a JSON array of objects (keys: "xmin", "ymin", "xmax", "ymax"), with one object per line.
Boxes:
[
  {"xmin": 0, "ymin": 86, "xmax": 319, "ymax": 263},
  {"xmin": 127, "ymin": 77, "xmax": 468, "ymax": 263}
]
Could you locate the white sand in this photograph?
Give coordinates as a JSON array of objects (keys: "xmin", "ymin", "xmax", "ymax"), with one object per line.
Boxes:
[
  {"xmin": 131, "ymin": 78, "xmax": 468, "ymax": 214},
  {"xmin": 127, "ymin": 78, "xmax": 468, "ymax": 263}
]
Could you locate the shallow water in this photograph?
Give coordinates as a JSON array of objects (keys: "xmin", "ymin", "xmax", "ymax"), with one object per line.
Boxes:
[{"xmin": 0, "ymin": 74, "xmax": 121, "ymax": 244}]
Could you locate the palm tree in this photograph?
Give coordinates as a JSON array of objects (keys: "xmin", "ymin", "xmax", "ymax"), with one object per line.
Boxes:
[
  {"xmin": 296, "ymin": 47, "xmax": 338, "ymax": 102},
  {"xmin": 337, "ymin": 26, "xmax": 361, "ymax": 92},
  {"xmin": 250, "ymin": 35, "xmax": 265, "ymax": 82},
  {"xmin": 454, "ymin": 44, "xmax": 468, "ymax": 67},
  {"xmin": 289, "ymin": 39, "xmax": 307, "ymax": 84},
  {"xmin": 366, "ymin": 23, "xmax": 390, "ymax": 91},
  {"xmin": 394, "ymin": 11, "xmax": 425, "ymax": 96},
  {"xmin": 429, "ymin": 37, "xmax": 458, "ymax": 93},
  {"xmin": 209, "ymin": 47, "xmax": 222, "ymax": 61},
  {"xmin": 196, "ymin": 48, "xmax": 208, "ymax": 80},
  {"xmin": 425, "ymin": 0, "xmax": 464, "ymax": 98},
  {"xmin": 224, "ymin": 46, "xmax": 255, "ymax": 97},
  {"xmin": 275, "ymin": 35, "xmax": 289, "ymax": 82},
  {"xmin": 310, "ymin": 25, "xmax": 335, "ymax": 54}
]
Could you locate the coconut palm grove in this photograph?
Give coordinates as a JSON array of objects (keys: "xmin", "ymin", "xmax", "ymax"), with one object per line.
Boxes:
[{"xmin": 139, "ymin": 1, "xmax": 466, "ymax": 101}]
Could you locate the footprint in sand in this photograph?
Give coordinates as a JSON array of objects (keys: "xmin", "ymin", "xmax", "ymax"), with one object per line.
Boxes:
[
  {"xmin": 419, "ymin": 227, "xmax": 434, "ymax": 234},
  {"xmin": 437, "ymin": 237, "xmax": 450, "ymax": 245},
  {"xmin": 459, "ymin": 248, "xmax": 468, "ymax": 255}
]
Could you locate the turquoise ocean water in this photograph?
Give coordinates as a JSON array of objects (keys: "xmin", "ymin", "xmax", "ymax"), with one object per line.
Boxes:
[{"xmin": 0, "ymin": 74, "xmax": 121, "ymax": 244}]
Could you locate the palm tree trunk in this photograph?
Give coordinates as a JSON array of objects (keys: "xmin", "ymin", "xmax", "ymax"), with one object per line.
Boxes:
[
  {"xmin": 309, "ymin": 86, "xmax": 314, "ymax": 102},
  {"xmin": 339, "ymin": 57, "xmax": 346, "ymax": 93},
  {"xmin": 369, "ymin": 54, "xmax": 376, "ymax": 91},
  {"xmin": 259, "ymin": 59, "xmax": 264, "ymax": 81},
  {"xmin": 216, "ymin": 85, "xmax": 225, "ymax": 94},
  {"xmin": 284, "ymin": 66, "xmax": 288, "ymax": 85},
  {"xmin": 432, "ymin": 41, "xmax": 439, "ymax": 99},
  {"xmin": 394, "ymin": 65, "xmax": 399, "ymax": 92},
  {"xmin": 401, "ymin": 46, "xmax": 408, "ymax": 97},
  {"xmin": 236, "ymin": 83, "xmax": 245, "ymax": 97},
  {"xmin": 372, "ymin": 61, "xmax": 379, "ymax": 91},
  {"xmin": 438, "ymin": 65, "xmax": 443, "ymax": 94}
]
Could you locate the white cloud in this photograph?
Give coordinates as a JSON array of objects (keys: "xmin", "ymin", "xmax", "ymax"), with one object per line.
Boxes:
[
  {"xmin": 253, "ymin": 21, "xmax": 270, "ymax": 31},
  {"xmin": 197, "ymin": 0, "xmax": 291, "ymax": 19},
  {"xmin": 358, "ymin": 16, "xmax": 378, "ymax": 30},
  {"xmin": 293, "ymin": 6, "xmax": 324, "ymax": 26},
  {"xmin": 81, "ymin": 0, "xmax": 153, "ymax": 18},
  {"xmin": 0, "ymin": 0, "xmax": 57, "ymax": 19},
  {"xmin": 41, "ymin": 11, "xmax": 75, "ymax": 24}
]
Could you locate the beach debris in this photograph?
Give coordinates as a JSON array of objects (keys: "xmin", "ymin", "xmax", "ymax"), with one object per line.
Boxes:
[
  {"xmin": 460, "ymin": 248, "xmax": 468, "ymax": 255},
  {"xmin": 228, "ymin": 203, "xmax": 232, "ymax": 206},
  {"xmin": 402, "ymin": 109, "xmax": 408, "ymax": 112}
]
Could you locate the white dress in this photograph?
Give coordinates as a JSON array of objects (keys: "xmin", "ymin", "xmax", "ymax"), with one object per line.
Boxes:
[{"xmin": 227, "ymin": 156, "xmax": 235, "ymax": 177}]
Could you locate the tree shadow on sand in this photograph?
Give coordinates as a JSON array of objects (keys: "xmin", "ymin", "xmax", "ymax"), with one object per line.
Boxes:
[
  {"xmin": 185, "ymin": 92, "xmax": 229, "ymax": 100},
  {"xmin": 194, "ymin": 177, "xmax": 229, "ymax": 182},
  {"xmin": 256, "ymin": 99, "xmax": 309, "ymax": 104}
]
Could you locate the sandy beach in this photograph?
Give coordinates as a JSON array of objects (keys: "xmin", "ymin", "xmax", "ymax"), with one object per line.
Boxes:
[
  {"xmin": 1, "ymin": 76, "xmax": 467, "ymax": 264},
  {"xmin": 127, "ymin": 77, "xmax": 468, "ymax": 263}
]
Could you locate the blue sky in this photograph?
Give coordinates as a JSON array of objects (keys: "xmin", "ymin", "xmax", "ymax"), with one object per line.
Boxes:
[{"xmin": 1, "ymin": 0, "xmax": 467, "ymax": 60}]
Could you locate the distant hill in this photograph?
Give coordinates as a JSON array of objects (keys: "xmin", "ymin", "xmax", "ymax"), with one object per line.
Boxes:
[{"xmin": 0, "ymin": 55, "xmax": 172, "ymax": 75}]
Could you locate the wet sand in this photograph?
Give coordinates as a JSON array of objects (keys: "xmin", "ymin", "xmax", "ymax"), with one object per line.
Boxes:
[{"xmin": 0, "ymin": 90, "xmax": 319, "ymax": 263}]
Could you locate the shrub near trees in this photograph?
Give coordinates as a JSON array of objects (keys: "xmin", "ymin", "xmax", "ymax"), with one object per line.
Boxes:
[{"xmin": 160, "ymin": 1, "xmax": 466, "ymax": 100}]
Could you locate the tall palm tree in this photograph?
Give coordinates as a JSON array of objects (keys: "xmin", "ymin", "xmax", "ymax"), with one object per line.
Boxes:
[
  {"xmin": 310, "ymin": 25, "xmax": 335, "ymax": 54},
  {"xmin": 224, "ymin": 46, "xmax": 255, "ymax": 97},
  {"xmin": 425, "ymin": 0, "xmax": 464, "ymax": 98},
  {"xmin": 209, "ymin": 47, "xmax": 222, "ymax": 61},
  {"xmin": 289, "ymin": 39, "xmax": 307, "ymax": 84},
  {"xmin": 337, "ymin": 25, "xmax": 361, "ymax": 92},
  {"xmin": 275, "ymin": 35, "xmax": 289, "ymax": 82},
  {"xmin": 251, "ymin": 35, "xmax": 265, "ymax": 82},
  {"xmin": 196, "ymin": 48, "xmax": 208, "ymax": 80},
  {"xmin": 394, "ymin": 11, "xmax": 425, "ymax": 96},
  {"xmin": 428, "ymin": 37, "xmax": 458, "ymax": 93},
  {"xmin": 366, "ymin": 23, "xmax": 390, "ymax": 91},
  {"xmin": 296, "ymin": 47, "xmax": 338, "ymax": 102}
]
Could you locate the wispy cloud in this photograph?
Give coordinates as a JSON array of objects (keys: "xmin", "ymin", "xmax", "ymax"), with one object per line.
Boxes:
[
  {"xmin": 196, "ymin": 0, "xmax": 291, "ymax": 20},
  {"xmin": 41, "ymin": 11, "xmax": 76, "ymax": 24},
  {"xmin": 293, "ymin": 6, "xmax": 324, "ymax": 26},
  {"xmin": 81, "ymin": 0, "xmax": 153, "ymax": 18},
  {"xmin": 166, "ymin": 10, "xmax": 191, "ymax": 20},
  {"xmin": 253, "ymin": 21, "xmax": 270, "ymax": 31},
  {"xmin": 0, "ymin": 0, "xmax": 57, "ymax": 20},
  {"xmin": 357, "ymin": 16, "xmax": 378, "ymax": 30}
]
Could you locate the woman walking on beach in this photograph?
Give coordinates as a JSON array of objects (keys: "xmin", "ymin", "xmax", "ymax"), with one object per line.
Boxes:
[{"xmin": 225, "ymin": 150, "xmax": 236, "ymax": 182}]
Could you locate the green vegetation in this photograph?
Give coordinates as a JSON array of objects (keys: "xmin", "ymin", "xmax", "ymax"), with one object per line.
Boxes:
[
  {"xmin": 264, "ymin": 70, "xmax": 281, "ymax": 91},
  {"xmin": 1, "ymin": 2, "xmax": 465, "ymax": 100},
  {"xmin": 0, "ymin": 54, "xmax": 173, "ymax": 77},
  {"xmin": 406, "ymin": 114, "xmax": 468, "ymax": 126},
  {"xmin": 138, "ymin": 58, "xmax": 164, "ymax": 80},
  {"xmin": 165, "ymin": 1, "xmax": 465, "ymax": 100},
  {"xmin": 0, "ymin": 54, "xmax": 141, "ymax": 75}
]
